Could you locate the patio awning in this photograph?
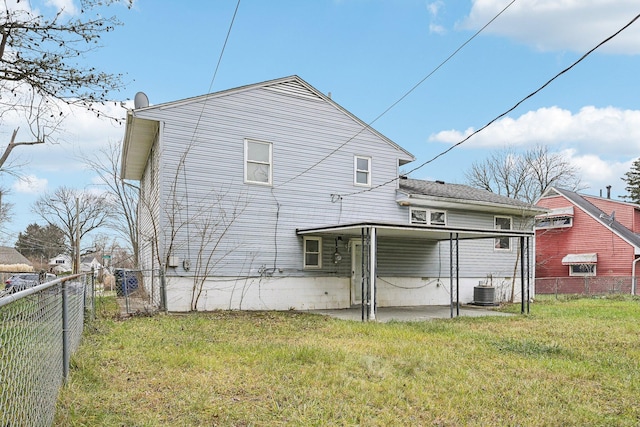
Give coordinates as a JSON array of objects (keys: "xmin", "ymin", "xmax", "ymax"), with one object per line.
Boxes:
[
  {"xmin": 535, "ymin": 206, "xmax": 574, "ymax": 219},
  {"xmin": 562, "ymin": 253, "xmax": 597, "ymax": 265},
  {"xmin": 296, "ymin": 221, "xmax": 534, "ymax": 240}
]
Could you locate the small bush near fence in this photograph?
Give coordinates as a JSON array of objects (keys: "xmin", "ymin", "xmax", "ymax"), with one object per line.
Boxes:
[{"xmin": 536, "ymin": 276, "xmax": 634, "ymax": 296}]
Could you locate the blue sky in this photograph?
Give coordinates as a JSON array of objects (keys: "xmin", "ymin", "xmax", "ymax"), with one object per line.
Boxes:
[{"xmin": 1, "ymin": 0, "xmax": 640, "ymax": 245}]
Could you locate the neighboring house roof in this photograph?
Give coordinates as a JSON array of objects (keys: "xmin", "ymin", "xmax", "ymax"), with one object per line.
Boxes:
[
  {"xmin": 121, "ymin": 75, "xmax": 416, "ymax": 180},
  {"xmin": 398, "ymin": 179, "xmax": 545, "ymax": 216},
  {"xmin": 540, "ymin": 187, "xmax": 640, "ymax": 252},
  {"xmin": 0, "ymin": 246, "xmax": 32, "ymax": 266}
]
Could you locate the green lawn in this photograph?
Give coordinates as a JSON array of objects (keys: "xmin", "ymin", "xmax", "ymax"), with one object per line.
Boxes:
[{"xmin": 55, "ymin": 296, "xmax": 640, "ymax": 426}]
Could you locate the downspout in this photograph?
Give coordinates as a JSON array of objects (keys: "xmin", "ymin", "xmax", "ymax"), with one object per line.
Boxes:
[{"xmin": 632, "ymin": 255, "xmax": 640, "ymax": 296}]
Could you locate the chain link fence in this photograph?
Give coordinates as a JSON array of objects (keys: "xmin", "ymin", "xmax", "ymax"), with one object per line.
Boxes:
[
  {"xmin": 536, "ymin": 276, "xmax": 636, "ymax": 297},
  {"xmin": 0, "ymin": 274, "xmax": 94, "ymax": 427},
  {"xmin": 112, "ymin": 268, "xmax": 165, "ymax": 316}
]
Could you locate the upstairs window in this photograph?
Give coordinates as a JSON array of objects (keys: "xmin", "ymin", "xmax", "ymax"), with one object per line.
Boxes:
[
  {"xmin": 494, "ymin": 216, "xmax": 512, "ymax": 250},
  {"xmin": 535, "ymin": 207, "xmax": 574, "ymax": 229},
  {"xmin": 245, "ymin": 139, "xmax": 272, "ymax": 185},
  {"xmin": 410, "ymin": 208, "xmax": 447, "ymax": 226},
  {"xmin": 354, "ymin": 156, "xmax": 371, "ymax": 186},
  {"xmin": 303, "ymin": 237, "xmax": 322, "ymax": 269},
  {"xmin": 535, "ymin": 216, "xmax": 573, "ymax": 229}
]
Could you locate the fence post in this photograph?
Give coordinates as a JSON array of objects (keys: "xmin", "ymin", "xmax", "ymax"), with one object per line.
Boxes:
[
  {"xmin": 91, "ymin": 269, "xmax": 96, "ymax": 320},
  {"xmin": 62, "ymin": 280, "xmax": 69, "ymax": 381},
  {"xmin": 160, "ymin": 264, "xmax": 167, "ymax": 312}
]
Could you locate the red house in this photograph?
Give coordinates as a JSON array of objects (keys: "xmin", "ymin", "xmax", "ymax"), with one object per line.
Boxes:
[{"xmin": 535, "ymin": 187, "xmax": 640, "ymax": 295}]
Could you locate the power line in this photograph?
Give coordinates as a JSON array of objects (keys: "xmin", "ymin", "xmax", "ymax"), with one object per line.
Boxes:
[
  {"xmin": 276, "ymin": 0, "xmax": 517, "ymax": 189},
  {"xmin": 341, "ymin": 10, "xmax": 640, "ymax": 199}
]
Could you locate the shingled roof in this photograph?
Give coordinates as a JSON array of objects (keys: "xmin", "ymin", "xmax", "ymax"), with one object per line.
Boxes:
[
  {"xmin": 399, "ymin": 178, "xmax": 536, "ymax": 209},
  {"xmin": 546, "ymin": 187, "xmax": 640, "ymax": 250},
  {"xmin": 0, "ymin": 246, "xmax": 32, "ymax": 266}
]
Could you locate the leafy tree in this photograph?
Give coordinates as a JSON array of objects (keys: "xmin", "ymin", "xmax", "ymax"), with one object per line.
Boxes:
[
  {"xmin": 621, "ymin": 158, "xmax": 640, "ymax": 204},
  {"xmin": 0, "ymin": 0, "xmax": 131, "ymax": 170},
  {"xmin": 32, "ymin": 186, "xmax": 114, "ymax": 273},
  {"xmin": 465, "ymin": 144, "xmax": 582, "ymax": 204},
  {"xmin": 15, "ymin": 222, "xmax": 66, "ymax": 260}
]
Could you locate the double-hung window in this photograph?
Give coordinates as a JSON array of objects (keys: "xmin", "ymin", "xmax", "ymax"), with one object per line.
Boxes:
[
  {"xmin": 354, "ymin": 156, "xmax": 371, "ymax": 186},
  {"xmin": 245, "ymin": 139, "xmax": 272, "ymax": 185},
  {"xmin": 303, "ymin": 237, "xmax": 322, "ymax": 269},
  {"xmin": 494, "ymin": 216, "xmax": 512, "ymax": 250}
]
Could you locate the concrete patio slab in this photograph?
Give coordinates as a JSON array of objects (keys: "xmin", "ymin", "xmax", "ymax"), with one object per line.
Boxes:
[{"xmin": 302, "ymin": 305, "xmax": 514, "ymax": 322}]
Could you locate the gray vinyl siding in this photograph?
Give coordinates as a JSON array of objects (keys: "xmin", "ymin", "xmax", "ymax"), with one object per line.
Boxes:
[
  {"xmin": 136, "ymin": 82, "xmax": 408, "ymax": 277},
  {"xmin": 138, "ymin": 137, "xmax": 160, "ymax": 271}
]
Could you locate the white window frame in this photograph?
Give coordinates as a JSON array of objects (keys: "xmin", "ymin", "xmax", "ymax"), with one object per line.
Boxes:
[
  {"xmin": 569, "ymin": 264, "xmax": 596, "ymax": 277},
  {"xmin": 244, "ymin": 139, "xmax": 272, "ymax": 185},
  {"xmin": 430, "ymin": 210, "xmax": 447, "ymax": 226},
  {"xmin": 354, "ymin": 155, "xmax": 371, "ymax": 187},
  {"xmin": 494, "ymin": 216, "xmax": 512, "ymax": 251},
  {"xmin": 535, "ymin": 216, "xmax": 573, "ymax": 229},
  {"xmin": 409, "ymin": 207, "xmax": 447, "ymax": 226},
  {"xmin": 303, "ymin": 236, "xmax": 322, "ymax": 269}
]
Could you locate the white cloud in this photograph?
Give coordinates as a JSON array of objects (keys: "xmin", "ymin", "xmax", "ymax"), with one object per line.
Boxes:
[
  {"xmin": 562, "ymin": 149, "xmax": 631, "ymax": 195},
  {"xmin": 429, "ymin": 105, "xmax": 640, "ymax": 156},
  {"xmin": 12, "ymin": 175, "xmax": 48, "ymax": 194},
  {"xmin": 429, "ymin": 24, "xmax": 446, "ymax": 35},
  {"xmin": 0, "ymin": 100, "xmax": 128, "ymax": 174},
  {"xmin": 460, "ymin": 0, "xmax": 640, "ymax": 54},
  {"xmin": 44, "ymin": 0, "xmax": 79, "ymax": 15},
  {"xmin": 427, "ymin": 1, "xmax": 446, "ymax": 34}
]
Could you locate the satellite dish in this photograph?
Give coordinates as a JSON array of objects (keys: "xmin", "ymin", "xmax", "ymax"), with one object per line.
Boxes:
[{"xmin": 134, "ymin": 91, "xmax": 149, "ymax": 109}]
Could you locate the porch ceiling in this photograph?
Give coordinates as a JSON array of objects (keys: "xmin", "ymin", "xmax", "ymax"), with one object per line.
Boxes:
[{"xmin": 296, "ymin": 221, "xmax": 534, "ymax": 241}]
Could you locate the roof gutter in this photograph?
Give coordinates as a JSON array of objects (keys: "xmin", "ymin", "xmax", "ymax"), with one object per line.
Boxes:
[{"xmin": 396, "ymin": 194, "xmax": 546, "ymax": 216}]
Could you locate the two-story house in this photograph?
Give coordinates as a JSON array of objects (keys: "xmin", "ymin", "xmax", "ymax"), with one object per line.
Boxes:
[{"xmin": 121, "ymin": 75, "xmax": 542, "ymax": 314}]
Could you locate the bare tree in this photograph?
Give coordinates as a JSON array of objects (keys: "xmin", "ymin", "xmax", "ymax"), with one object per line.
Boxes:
[
  {"xmin": 465, "ymin": 144, "xmax": 582, "ymax": 203},
  {"xmin": 32, "ymin": 186, "xmax": 113, "ymax": 273},
  {"xmin": 82, "ymin": 140, "xmax": 138, "ymax": 263},
  {"xmin": 0, "ymin": 0, "xmax": 131, "ymax": 170},
  {"xmin": 190, "ymin": 189, "xmax": 247, "ymax": 310}
]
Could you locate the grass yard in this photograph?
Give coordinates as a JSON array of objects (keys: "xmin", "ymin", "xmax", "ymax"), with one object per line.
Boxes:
[{"xmin": 55, "ymin": 296, "xmax": 640, "ymax": 426}]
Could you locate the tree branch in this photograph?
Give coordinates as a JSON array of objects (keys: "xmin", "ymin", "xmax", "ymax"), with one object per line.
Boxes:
[{"xmin": 0, "ymin": 128, "xmax": 44, "ymax": 170}]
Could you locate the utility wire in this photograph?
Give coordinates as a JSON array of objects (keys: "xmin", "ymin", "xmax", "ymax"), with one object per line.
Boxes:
[
  {"xmin": 276, "ymin": 0, "xmax": 516, "ymax": 189},
  {"xmin": 341, "ymin": 11, "xmax": 640, "ymax": 199}
]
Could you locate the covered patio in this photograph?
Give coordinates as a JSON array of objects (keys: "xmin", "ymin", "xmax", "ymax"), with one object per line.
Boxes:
[{"xmin": 297, "ymin": 221, "xmax": 534, "ymax": 322}]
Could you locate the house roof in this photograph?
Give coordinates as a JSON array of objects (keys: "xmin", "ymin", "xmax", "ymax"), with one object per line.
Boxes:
[
  {"xmin": 398, "ymin": 179, "xmax": 545, "ymax": 216},
  {"xmin": 0, "ymin": 246, "xmax": 32, "ymax": 266},
  {"xmin": 541, "ymin": 187, "xmax": 640, "ymax": 253},
  {"xmin": 121, "ymin": 75, "xmax": 415, "ymax": 180}
]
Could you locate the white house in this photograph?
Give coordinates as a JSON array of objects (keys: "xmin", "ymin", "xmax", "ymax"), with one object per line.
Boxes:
[
  {"xmin": 48, "ymin": 254, "xmax": 72, "ymax": 274},
  {"xmin": 121, "ymin": 76, "xmax": 543, "ymax": 314},
  {"xmin": 80, "ymin": 256, "xmax": 102, "ymax": 276}
]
